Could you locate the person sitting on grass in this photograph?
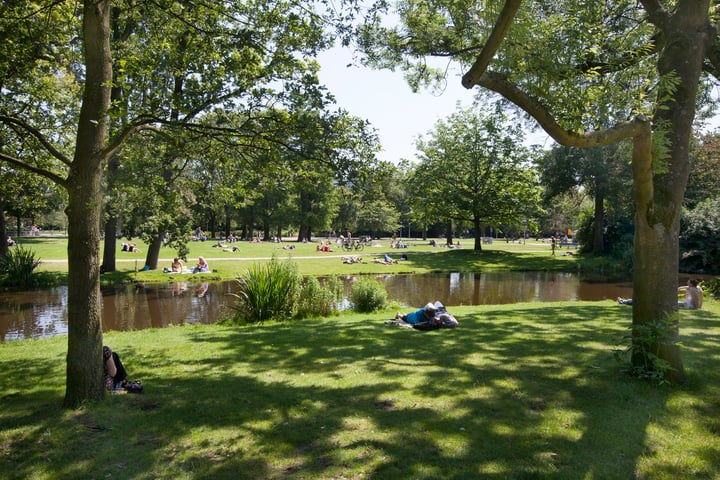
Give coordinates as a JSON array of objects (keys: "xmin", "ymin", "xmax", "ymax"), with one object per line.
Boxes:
[
  {"xmin": 193, "ymin": 256, "xmax": 210, "ymax": 273},
  {"xmin": 171, "ymin": 258, "xmax": 184, "ymax": 272},
  {"xmin": 618, "ymin": 279, "xmax": 703, "ymax": 309},
  {"xmin": 679, "ymin": 279, "xmax": 703, "ymax": 309},
  {"xmin": 103, "ymin": 346, "xmax": 143, "ymax": 393},
  {"xmin": 103, "ymin": 346, "xmax": 127, "ymax": 391}
]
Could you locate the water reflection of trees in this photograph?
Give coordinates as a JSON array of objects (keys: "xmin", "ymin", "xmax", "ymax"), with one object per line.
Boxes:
[
  {"xmin": 1, "ymin": 283, "xmax": 229, "ymax": 341},
  {"xmin": 1, "ymin": 274, "xmax": 636, "ymax": 341}
]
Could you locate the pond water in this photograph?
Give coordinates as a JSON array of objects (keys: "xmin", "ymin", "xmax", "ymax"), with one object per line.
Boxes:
[{"xmin": 1, "ymin": 272, "xmax": 637, "ymax": 341}]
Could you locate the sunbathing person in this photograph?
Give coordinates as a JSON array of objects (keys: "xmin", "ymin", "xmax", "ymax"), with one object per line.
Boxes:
[
  {"xmin": 619, "ymin": 279, "xmax": 703, "ymax": 309},
  {"xmin": 372, "ymin": 254, "xmax": 395, "ymax": 265},
  {"xmin": 390, "ymin": 301, "xmax": 459, "ymax": 330},
  {"xmin": 171, "ymin": 258, "xmax": 183, "ymax": 272}
]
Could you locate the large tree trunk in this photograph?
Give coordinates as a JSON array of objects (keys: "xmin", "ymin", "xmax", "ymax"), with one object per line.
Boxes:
[
  {"xmin": 101, "ymin": 212, "xmax": 119, "ymax": 272},
  {"xmin": 145, "ymin": 235, "xmax": 163, "ymax": 270},
  {"xmin": 63, "ymin": 0, "xmax": 112, "ymax": 408},
  {"xmin": 263, "ymin": 219, "xmax": 271, "ymax": 242},
  {"xmin": 473, "ymin": 216, "xmax": 482, "ymax": 251},
  {"xmin": 101, "ymin": 154, "xmax": 121, "ymax": 273},
  {"xmin": 629, "ymin": 4, "xmax": 711, "ymax": 383}
]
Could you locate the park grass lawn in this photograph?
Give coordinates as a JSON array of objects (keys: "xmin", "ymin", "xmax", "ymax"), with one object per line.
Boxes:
[
  {"xmin": 1, "ymin": 301, "xmax": 719, "ymax": 479},
  {"xmin": 19, "ymin": 236, "xmax": 601, "ymax": 286}
]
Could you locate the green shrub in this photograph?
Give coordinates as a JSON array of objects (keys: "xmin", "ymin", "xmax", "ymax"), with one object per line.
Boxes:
[
  {"xmin": 349, "ymin": 276, "xmax": 387, "ymax": 313},
  {"xmin": 0, "ymin": 245, "xmax": 41, "ymax": 287},
  {"xmin": 701, "ymin": 277, "xmax": 720, "ymax": 299},
  {"xmin": 296, "ymin": 275, "xmax": 343, "ymax": 319},
  {"xmin": 680, "ymin": 197, "xmax": 720, "ymax": 273},
  {"xmin": 229, "ymin": 256, "xmax": 301, "ymax": 323}
]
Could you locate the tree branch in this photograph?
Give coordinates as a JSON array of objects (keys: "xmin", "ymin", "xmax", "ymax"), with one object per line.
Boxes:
[
  {"xmin": 702, "ymin": 34, "xmax": 720, "ymax": 80},
  {"xmin": 461, "ymin": 0, "xmax": 523, "ymax": 89},
  {"xmin": 638, "ymin": 0, "xmax": 669, "ymax": 27},
  {"xmin": 631, "ymin": 119, "xmax": 654, "ymax": 222},
  {"xmin": 476, "ymin": 71, "xmax": 649, "ymax": 147},
  {"xmin": 0, "ymin": 115, "xmax": 72, "ymax": 166},
  {"xmin": 102, "ymin": 121, "xmax": 164, "ymax": 160},
  {"xmin": 0, "ymin": 152, "xmax": 67, "ymax": 185}
]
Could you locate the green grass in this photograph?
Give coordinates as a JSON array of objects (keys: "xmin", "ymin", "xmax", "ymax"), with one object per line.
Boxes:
[
  {"xmin": 2, "ymin": 301, "xmax": 719, "ymax": 479},
  {"xmin": 15, "ymin": 236, "xmax": 608, "ymax": 286}
]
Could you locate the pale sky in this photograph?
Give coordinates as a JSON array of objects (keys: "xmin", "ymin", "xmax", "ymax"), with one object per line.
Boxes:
[{"xmin": 316, "ymin": 46, "xmax": 553, "ymax": 164}]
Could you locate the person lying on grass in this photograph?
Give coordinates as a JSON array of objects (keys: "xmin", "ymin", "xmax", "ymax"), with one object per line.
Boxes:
[{"xmin": 390, "ymin": 302, "xmax": 459, "ymax": 330}]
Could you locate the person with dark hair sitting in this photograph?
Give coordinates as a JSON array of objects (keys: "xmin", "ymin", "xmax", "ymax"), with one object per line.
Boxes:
[
  {"xmin": 103, "ymin": 346, "xmax": 143, "ymax": 393},
  {"xmin": 679, "ymin": 279, "xmax": 703, "ymax": 309},
  {"xmin": 103, "ymin": 346, "xmax": 127, "ymax": 391}
]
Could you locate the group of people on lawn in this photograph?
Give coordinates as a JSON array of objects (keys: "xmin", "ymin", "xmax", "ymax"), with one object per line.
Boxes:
[{"xmin": 163, "ymin": 256, "xmax": 210, "ymax": 274}]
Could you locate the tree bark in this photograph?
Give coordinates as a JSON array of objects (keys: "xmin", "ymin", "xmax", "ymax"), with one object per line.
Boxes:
[
  {"xmin": 473, "ymin": 216, "xmax": 482, "ymax": 251},
  {"xmin": 63, "ymin": 0, "xmax": 112, "ymax": 408},
  {"xmin": 101, "ymin": 155, "xmax": 121, "ymax": 272},
  {"xmin": 145, "ymin": 235, "xmax": 163, "ymax": 270},
  {"xmin": 0, "ymin": 197, "xmax": 7, "ymax": 258},
  {"xmin": 592, "ymin": 178, "xmax": 604, "ymax": 254},
  {"xmin": 628, "ymin": 2, "xmax": 712, "ymax": 383},
  {"xmin": 445, "ymin": 219, "xmax": 453, "ymax": 246}
]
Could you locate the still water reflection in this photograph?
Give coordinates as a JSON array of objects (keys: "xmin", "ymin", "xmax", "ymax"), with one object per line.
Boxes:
[{"xmin": 1, "ymin": 272, "xmax": 633, "ymax": 341}]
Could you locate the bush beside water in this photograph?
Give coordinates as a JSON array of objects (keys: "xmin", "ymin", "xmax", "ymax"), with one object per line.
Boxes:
[
  {"xmin": 228, "ymin": 257, "xmax": 348, "ymax": 323},
  {"xmin": 349, "ymin": 277, "xmax": 388, "ymax": 313},
  {"xmin": 296, "ymin": 276, "xmax": 343, "ymax": 319}
]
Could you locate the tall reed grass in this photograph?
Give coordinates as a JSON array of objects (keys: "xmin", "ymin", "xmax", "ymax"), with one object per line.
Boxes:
[
  {"xmin": 229, "ymin": 256, "xmax": 302, "ymax": 323},
  {"xmin": 0, "ymin": 245, "xmax": 41, "ymax": 287}
]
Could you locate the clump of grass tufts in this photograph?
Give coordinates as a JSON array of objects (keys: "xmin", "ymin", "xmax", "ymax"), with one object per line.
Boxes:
[
  {"xmin": 349, "ymin": 276, "xmax": 387, "ymax": 313},
  {"xmin": 0, "ymin": 245, "xmax": 42, "ymax": 287},
  {"xmin": 229, "ymin": 256, "xmax": 301, "ymax": 323}
]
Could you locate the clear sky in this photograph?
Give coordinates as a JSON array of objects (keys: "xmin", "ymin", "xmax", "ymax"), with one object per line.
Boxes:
[{"xmin": 316, "ymin": 46, "xmax": 553, "ymax": 164}]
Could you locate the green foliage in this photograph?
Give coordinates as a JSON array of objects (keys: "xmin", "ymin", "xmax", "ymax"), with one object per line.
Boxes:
[
  {"xmin": 701, "ymin": 277, "xmax": 720, "ymax": 299},
  {"xmin": 575, "ymin": 209, "xmax": 634, "ymax": 268},
  {"xmin": 0, "ymin": 245, "xmax": 41, "ymax": 288},
  {"xmin": 412, "ymin": 105, "xmax": 543, "ymax": 247},
  {"xmin": 296, "ymin": 275, "xmax": 344, "ymax": 319},
  {"xmin": 348, "ymin": 277, "xmax": 387, "ymax": 313},
  {"xmin": 229, "ymin": 257, "xmax": 301, "ymax": 323},
  {"xmin": 614, "ymin": 314, "xmax": 681, "ymax": 385},
  {"xmin": 680, "ymin": 197, "xmax": 720, "ymax": 273}
]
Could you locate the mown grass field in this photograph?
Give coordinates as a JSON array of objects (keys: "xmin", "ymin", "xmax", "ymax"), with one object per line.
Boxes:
[
  {"xmin": 1, "ymin": 301, "xmax": 719, "ymax": 479},
  {"xmin": 16, "ymin": 235, "xmax": 609, "ymax": 285},
  {"xmin": 4, "ymin": 235, "xmax": 716, "ymax": 478}
]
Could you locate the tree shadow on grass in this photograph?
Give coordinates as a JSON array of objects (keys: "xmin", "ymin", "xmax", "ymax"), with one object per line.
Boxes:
[{"xmin": 1, "ymin": 304, "xmax": 718, "ymax": 479}]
